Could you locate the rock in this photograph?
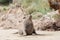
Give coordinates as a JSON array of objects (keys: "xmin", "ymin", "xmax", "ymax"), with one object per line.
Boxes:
[{"xmin": 33, "ymin": 10, "xmax": 59, "ymax": 31}]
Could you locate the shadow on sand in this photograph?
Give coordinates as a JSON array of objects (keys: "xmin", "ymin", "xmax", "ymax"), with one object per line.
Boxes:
[{"xmin": 16, "ymin": 33, "xmax": 53, "ymax": 37}]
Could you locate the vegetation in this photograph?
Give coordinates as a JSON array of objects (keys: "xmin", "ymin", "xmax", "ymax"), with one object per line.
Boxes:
[
  {"xmin": 0, "ymin": 0, "xmax": 12, "ymax": 5},
  {"xmin": 0, "ymin": 0, "xmax": 51, "ymax": 14},
  {"xmin": 20, "ymin": 0, "xmax": 51, "ymax": 14},
  {"xmin": 0, "ymin": 0, "xmax": 9, "ymax": 3}
]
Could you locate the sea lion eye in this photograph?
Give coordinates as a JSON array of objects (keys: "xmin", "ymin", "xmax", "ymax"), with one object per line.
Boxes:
[{"xmin": 23, "ymin": 17, "xmax": 26, "ymax": 19}]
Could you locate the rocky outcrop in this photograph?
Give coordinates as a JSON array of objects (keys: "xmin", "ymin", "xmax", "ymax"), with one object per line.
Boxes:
[{"xmin": 33, "ymin": 10, "xmax": 60, "ymax": 31}]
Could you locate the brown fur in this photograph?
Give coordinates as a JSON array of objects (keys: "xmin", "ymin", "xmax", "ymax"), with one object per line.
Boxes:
[{"xmin": 19, "ymin": 15, "xmax": 36, "ymax": 36}]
